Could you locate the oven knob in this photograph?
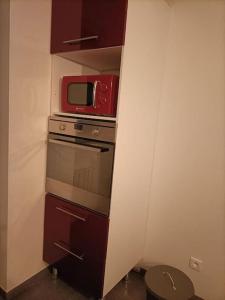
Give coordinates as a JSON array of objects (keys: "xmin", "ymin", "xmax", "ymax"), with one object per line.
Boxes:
[
  {"xmin": 74, "ymin": 123, "xmax": 83, "ymax": 131},
  {"xmin": 92, "ymin": 129, "xmax": 100, "ymax": 137},
  {"xmin": 59, "ymin": 124, "xmax": 66, "ymax": 131}
]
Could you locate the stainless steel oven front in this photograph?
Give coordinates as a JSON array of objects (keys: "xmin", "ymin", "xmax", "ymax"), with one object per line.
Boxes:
[{"xmin": 46, "ymin": 116, "xmax": 116, "ymax": 216}]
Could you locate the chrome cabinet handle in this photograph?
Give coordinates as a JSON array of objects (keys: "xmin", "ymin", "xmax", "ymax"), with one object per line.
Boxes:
[
  {"xmin": 92, "ymin": 81, "xmax": 99, "ymax": 109},
  {"xmin": 56, "ymin": 207, "xmax": 86, "ymax": 222},
  {"xmin": 163, "ymin": 272, "xmax": 177, "ymax": 291},
  {"xmin": 54, "ymin": 242, "xmax": 84, "ymax": 261},
  {"xmin": 63, "ymin": 35, "xmax": 98, "ymax": 45},
  {"xmin": 48, "ymin": 138, "xmax": 108, "ymax": 153}
]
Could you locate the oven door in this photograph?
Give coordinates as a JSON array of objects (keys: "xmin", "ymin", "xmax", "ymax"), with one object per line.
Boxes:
[{"xmin": 46, "ymin": 133, "xmax": 115, "ymax": 216}]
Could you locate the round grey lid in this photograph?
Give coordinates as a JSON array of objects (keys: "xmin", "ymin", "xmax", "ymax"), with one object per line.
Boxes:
[{"xmin": 144, "ymin": 265, "xmax": 195, "ymax": 300}]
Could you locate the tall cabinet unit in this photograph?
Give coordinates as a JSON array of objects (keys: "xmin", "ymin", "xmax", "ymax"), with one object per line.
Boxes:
[
  {"xmin": 44, "ymin": 0, "xmax": 168, "ymax": 299},
  {"xmin": 44, "ymin": 0, "xmax": 128, "ymax": 299}
]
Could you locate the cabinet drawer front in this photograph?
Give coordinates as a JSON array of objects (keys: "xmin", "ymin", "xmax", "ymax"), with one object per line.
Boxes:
[
  {"xmin": 43, "ymin": 194, "xmax": 109, "ymax": 264},
  {"xmin": 53, "ymin": 253, "xmax": 106, "ymax": 298},
  {"xmin": 43, "ymin": 194, "xmax": 109, "ymax": 298}
]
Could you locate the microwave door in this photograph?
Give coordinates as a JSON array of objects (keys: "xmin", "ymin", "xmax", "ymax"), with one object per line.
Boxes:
[
  {"xmin": 46, "ymin": 135, "xmax": 114, "ymax": 215},
  {"xmin": 67, "ymin": 82, "xmax": 93, "ymax": 107},
  {"xmin": 66, "ymin": 81, "xmax": 100, "ymax": 113}
]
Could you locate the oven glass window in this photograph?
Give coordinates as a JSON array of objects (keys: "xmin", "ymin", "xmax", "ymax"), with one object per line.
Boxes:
[
  {"xmin": 47, "ymin": 137, "xmax": 114, "ymax": 198},
  {"xmin": 46, "ymin": 134, "xmax": 115, "ymax": 215},
  {"xmin": 67, "ymin": 83, "xmax": 93, "ymax": 106}
]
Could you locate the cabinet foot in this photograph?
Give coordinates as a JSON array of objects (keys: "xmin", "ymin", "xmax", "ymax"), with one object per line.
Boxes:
[
  {"xmin": 124, "ymin": 273, "xmax": 129, "ymax": 282},
  {"xmin": 124, "ymin": 273, "xmax": 129, "ymax": 289},
  {"xmin": 52, "ymin": 267, "xmax": 58, "ymax": 279}
]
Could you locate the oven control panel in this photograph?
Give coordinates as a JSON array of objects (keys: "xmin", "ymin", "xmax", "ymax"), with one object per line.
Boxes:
[{"xmin": 48, "ymin": 116, "xmax": 116, "ymax": 143}]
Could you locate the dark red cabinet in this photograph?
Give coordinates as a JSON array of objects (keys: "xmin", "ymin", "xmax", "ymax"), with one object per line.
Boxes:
[
  {"xmin": 51, "ymin": 0, "xmax": 128, "ymax": 53},
  {"xmin": 43, "ymin": 194, "xmax": 109, "ymax": 298}
]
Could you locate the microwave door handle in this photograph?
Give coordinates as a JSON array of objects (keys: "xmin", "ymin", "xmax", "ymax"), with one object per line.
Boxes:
[
  {"xmin": 48, "ymin": 138, "xmax": 109, "ymax": 153},
  {"xmin": 92, "ymin": 81, "xmax": 99, "ymax": 109}
]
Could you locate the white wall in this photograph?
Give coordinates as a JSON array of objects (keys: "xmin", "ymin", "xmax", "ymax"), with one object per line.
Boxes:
[
  {"xmin": 103, "ymin": 0, "xmax": 171, "ymax": 295},
  {"xmin": 7, "ymin": 0, "xmax": 51, "ymax": 291},
  {"xmin": 144, "ymin": 1, "xmax": 225, "ymax": 300},
  {"xmin": 0, "ymin": 0, "xmax": 10, "ymax": 290}
]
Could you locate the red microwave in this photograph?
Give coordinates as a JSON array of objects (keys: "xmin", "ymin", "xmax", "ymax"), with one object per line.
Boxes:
[{"xmin": 61, "ymin": 75, "xmax": 119, "ymax": 117}]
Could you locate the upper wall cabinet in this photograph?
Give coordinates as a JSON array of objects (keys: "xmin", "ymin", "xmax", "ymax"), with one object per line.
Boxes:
[{"xmin": 51, "ymin": 0, "xmax": 128, "ymax": 54}]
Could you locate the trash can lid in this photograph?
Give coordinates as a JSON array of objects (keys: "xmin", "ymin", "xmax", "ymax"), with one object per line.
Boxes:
[{"xmin": 144, "ymin": 265, "xmax": 195, "ymax": 300}]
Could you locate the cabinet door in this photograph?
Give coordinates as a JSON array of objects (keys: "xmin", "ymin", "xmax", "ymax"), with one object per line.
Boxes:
[
  {"xmin": 43, "ymin": 194, "xmax": 109, "ymax": 298},
  {"xmin": 51, "ymin": 0, "xmax": 128, "ymax": 53}
]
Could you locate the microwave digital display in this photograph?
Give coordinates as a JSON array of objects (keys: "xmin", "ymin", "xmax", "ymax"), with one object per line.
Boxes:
[{"xmin": 68, "ymin": 82, "xmax": 93, "ymax": 106}]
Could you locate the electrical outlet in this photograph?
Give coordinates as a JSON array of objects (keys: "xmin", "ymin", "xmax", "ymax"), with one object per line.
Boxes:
[{"xmin": 189, "ymin": 256, "xmax": 202, "ymax": 272}]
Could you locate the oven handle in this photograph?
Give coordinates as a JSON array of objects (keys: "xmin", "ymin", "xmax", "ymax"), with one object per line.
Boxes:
[{"xmin": 48, "ymin": 138, "xmax": 109, "ymax": 153}]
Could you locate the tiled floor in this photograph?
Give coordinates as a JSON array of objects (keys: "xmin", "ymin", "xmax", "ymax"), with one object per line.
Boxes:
[
  {"xmin": 9, "ymin": 271, "xmax": 146, "ymax": 300},
  {"xmin": 3, "ymin": 270, "xmax": 201, "ymax": 300}
]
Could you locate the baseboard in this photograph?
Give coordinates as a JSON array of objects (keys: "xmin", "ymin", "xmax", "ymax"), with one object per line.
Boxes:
[{"xmin": 0, "ymin": 267, "xmax": 49, "ymax": 300}]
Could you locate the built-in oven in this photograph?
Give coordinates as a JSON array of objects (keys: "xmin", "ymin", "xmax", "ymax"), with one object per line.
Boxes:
[{"xmin": 46, "ymin": 115, "xmax": 116, "ymax": 216}]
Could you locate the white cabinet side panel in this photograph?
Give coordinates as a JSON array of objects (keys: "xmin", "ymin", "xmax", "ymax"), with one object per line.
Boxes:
[{"xmin": 103, "ymin": 0, "xmax": 171, "ymax": 295}]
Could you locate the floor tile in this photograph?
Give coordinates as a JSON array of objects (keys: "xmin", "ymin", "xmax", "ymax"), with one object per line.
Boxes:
[{"xmin": 9, "ymin": 270, "xmax": 201, "ymax": 300}]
